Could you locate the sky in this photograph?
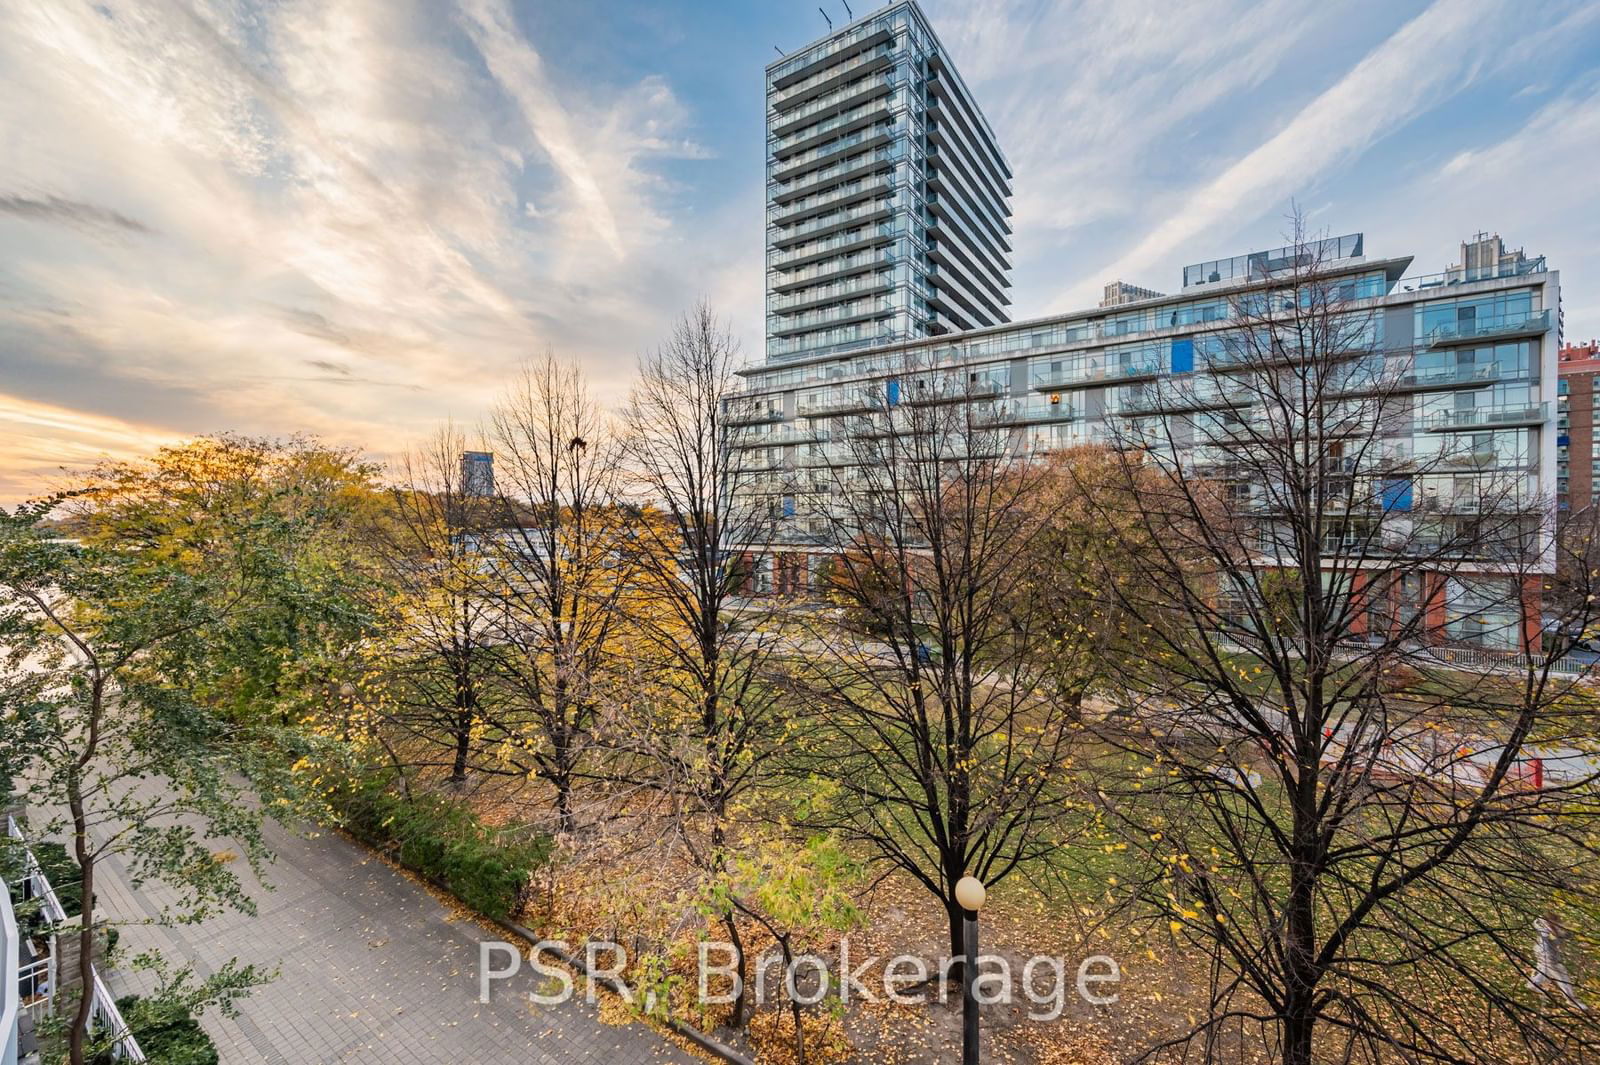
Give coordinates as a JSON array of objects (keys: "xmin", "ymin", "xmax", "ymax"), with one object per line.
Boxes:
[{"xmin": 2, "ymin": 0, "xmax": 1599, "ymax": 504}]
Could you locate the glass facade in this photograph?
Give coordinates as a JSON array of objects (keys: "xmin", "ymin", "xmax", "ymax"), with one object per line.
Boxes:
[
  {"xmin": 733, "ymin": 236, "xmax": 1562, "ymax": 649},
  {"xmin": 764, "ymin": 1, "xmax": 1013, "ymax": 362}
]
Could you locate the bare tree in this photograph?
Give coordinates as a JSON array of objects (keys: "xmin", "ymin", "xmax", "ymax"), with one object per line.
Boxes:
[
  {"xmin": 360, "ymin": 426, "xmax": 508, "ymax": 787},
  {"xmin": 791, "ymin": 349, "xmax": 1077, "ymax": 972},
  {"xmin": 616, "ymin": 301, "xmax": 787, "ymax": 1026},
  {"xmin": 1073, "ymin": 216, "xmax": 1600, "ymax": 1064},
  {"xmin": 488, "ymin": 354, "xmax": 633, "ymax": 834}
]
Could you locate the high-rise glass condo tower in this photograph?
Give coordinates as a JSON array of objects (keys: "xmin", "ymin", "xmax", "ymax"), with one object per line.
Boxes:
[{"xmin": 764, "ymin": 1, "xmax": 1013, "ymax": 362}]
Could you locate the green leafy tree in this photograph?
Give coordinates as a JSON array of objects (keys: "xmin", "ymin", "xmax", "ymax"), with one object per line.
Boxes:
[
  {"xmin": 64, "ymin": 434, "xmax": 382, "ymax": 724},
  {"xmin": 0, "ymin": 501, "xmax": 272, "ymax": 1065},
  {"xmin": 712, "ymin": 835, "xmax": 862, "ymax": 1064}
]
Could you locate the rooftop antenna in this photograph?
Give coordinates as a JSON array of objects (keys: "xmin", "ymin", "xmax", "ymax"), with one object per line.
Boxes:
[
  {"xmin": 842, "ymin": 0, "xmax": 853, "ymax": 16},
  {"xmin": 819, "ymin": 6, "xmax": 832, "ymax": 31},
  {"xmin": 774, "ymin": 45, "xmax": 785, "ymax": 55}
]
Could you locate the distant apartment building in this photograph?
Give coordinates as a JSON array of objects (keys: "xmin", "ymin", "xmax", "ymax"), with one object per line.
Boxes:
[
  {"xmin": 460, "ymin": 450, "xmax": 494, "ymax": 497},
  {"xmin": 730, "ymin": 232, "xmax": 1562, "ymax": 650},
  {"xmin": 1100, "ymin": 280, "xmax": 1166, "ymax": 307},
  {"xmin": 1558, "ymin": 339, "xmax": 1600, "ymax": 513},
  {"xmin": 764, "ymin": 0, "xmax": 1012, "ymax": 362}
]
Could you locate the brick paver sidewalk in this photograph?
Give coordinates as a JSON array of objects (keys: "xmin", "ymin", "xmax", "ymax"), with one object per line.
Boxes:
[{"xmin": 93, "ymin": 816, "xmax": 698, "ymax": 1064}]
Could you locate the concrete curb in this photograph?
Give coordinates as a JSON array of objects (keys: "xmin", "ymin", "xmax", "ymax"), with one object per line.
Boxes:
[{"xmin": 493, "ymin": 917, "xmax": 758, "ymax": 1065}]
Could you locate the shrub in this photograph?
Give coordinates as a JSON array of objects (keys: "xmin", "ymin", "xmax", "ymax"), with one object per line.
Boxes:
[
  {"xmin": 331, "ymin": 778, "xmax": 551, "ymax": 920},
  {"xmin": 31, "ymin": 841, "xmax": 85, "ymax": 917},
  {"xmin": 91, "ymin": 995, "xmax": 218, "ymax": 1065}
]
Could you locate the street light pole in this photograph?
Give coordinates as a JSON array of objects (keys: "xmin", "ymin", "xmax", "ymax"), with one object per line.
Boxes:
[{"xmin": 955, "ymin": 875, "xmax": 986, "ymax": 1065}]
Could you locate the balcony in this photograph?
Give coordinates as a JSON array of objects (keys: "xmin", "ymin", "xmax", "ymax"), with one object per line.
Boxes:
[
  {"xmin": 1426, "ymin": 310, "xmax": 1551, "ymax": 347},
  {"xmin": 981, "ymin": 397, "xmax": 1074, "ymax": 425},
  {"xmin": 1369, "ymin": 361, "xmax": 1503, "ymax": 393},
  {"xmin": 768, "ymin": 298, "xmax": 894, "ymax": 338},
  {"xmin": 769, "ymin": 27, "xmax": 894, "ymax": 96},
  {"xmin": 1421, "ymin": 402, "xmax": 1548, "ymax": 431},
  {"xmin": 4, "ymin": 815, "xmax": 146, "ymax": 1062},
  {"xmin": 769, "ymin": 273, "xmax": 892, "ymax": 314},
  {"xmin": 768, "ymin": 221, "xmax": 900, "ymax": 271},
  {"xmin": 769, "ymin": 71, "xmax": 897, "ymax": 138},
  {"xmin": 1119, "ymin": 385, "xmax": 1254, "ymax": 416},
  {"xmin": 769, "ymin": 98, "xmax": 894, "ymax": 160},
  {"xmin": 769, "ymin": 248, "xmax": 891, "ymax": 293},
  {"xmin": 768, "ymin": 173, "xmax": 896, "ymax": 228},
  {"xmin": 1402, "ymin": 256, "xmax": 1549, "ymax": 291},
  {"xmin": 730, "ymin": 425, "xmax": 828, "ymax": 450},
  {"xmin": 770, "ymin": 147, "xmax": 899, "ymax": 205},
  {"xmin": 770, "ymin": 127, "xmax": 898, "ymax": 184},
  {"xmin": 900, "ymin": 380, "xmax": 1003, "ymax": 406},
  {"xmin": 1031, "ymin": 361, "xmax": 1161, "ymax": 390},
  {"xmin": 798, "ymin": 392, "xmax": 878, "ymax": 417},
  {"xmin": 723, "ymin": 405, "xmax": 784, "ymax": 426}
]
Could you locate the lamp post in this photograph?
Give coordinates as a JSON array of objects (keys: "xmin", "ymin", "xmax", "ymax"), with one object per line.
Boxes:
[{"xmin": 954, "ymin": 875, "xmax": 986, "ymax": 1065}]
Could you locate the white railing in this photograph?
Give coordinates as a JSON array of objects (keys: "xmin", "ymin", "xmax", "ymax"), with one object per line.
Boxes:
[
  {"xmin": 7, "ymin": 817, "xmax": 67, "ymax": 925},
  {"xmin": 4, "ymin": 816, "xmax": 145, "ymax": 1062},
  {"xmin": 2, "ymin": 858, "xmax": 18, "ymax": 1065},
  {"xmin": 91, "ymin": 970, "xmax": 143, "ymax": 1061}
]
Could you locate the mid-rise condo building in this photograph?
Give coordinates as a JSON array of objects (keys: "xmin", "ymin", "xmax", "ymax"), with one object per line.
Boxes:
[{"xmin": 731, "ymin": 232, "xmax": 1563, "ymax": 650}]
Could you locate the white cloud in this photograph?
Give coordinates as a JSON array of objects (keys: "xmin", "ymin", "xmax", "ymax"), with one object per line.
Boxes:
[
  {"xmin": 455, "ymin": 0, "xmax": 627, "ymax": 257},
  {"xmin": 1044, "ymin": 0, "xmax": 1519, "ymax": 310},
  {"xmin": 0, "ymin": 0, "xmax": 743, "ymax": 503}
]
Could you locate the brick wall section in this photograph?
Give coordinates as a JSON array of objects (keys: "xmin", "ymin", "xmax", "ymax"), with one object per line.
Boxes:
[{"xmin": 1560, "ymin": 341, "xmax": 1600, "ymax": 513}]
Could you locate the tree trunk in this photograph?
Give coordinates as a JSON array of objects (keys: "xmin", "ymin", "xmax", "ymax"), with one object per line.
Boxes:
[
  {"xmin": 450, "ymin": 675, "xmax": 473, "ymax": 785},
  {"xmin": 721, "ymin": 912, "xmax": 748, "ymax": 1030},
  {"xmin": 451, "ymin": 713, "xmax": 471, "ymax": 785},
  {"xmin": 1283, "ymin": 785, "xmax": 1320, "ymax": 1065},
  {"xmin": 68, "ymin": 787, "xmax": 94, "ymax": 1065},
  {"xmin": 944, "ymin": 897, "xmax": 966, "ymax": 984},
  {"xmin": 777, "ymin": 934, "xmax": 806, "ymax": 1064},
  {"xmin": 1283, "ymin": 1000, "xmax": 1315, "ymax": 1065},
  {"xmin": 554, "ymin": 772, "xmax": 575, "ymax": 834}
]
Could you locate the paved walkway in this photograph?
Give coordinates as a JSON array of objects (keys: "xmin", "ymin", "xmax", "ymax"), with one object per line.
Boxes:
[{"xmin": 90, "ymin": 815, "xmax": 697, "ymax": 1065}]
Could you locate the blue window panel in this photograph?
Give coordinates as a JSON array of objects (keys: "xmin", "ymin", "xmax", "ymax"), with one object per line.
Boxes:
[
  {"xmin": 782, "ymin": 495, "xmax": 796, "ymax": 517},
  {"xmin": 1170, "ymin": 337, "xmax": 1195, "ymax": 375},
  {"xmin": 1379, "ymin": 477, "xmax": 1413, "ymax": 513},
  {"xmin": 1558, "ymin": 434, "xmax": 1570, "ymax": 447},
  {"xmin": 886, "ymin": 379, "xmax": 900, "ymax": 406}
]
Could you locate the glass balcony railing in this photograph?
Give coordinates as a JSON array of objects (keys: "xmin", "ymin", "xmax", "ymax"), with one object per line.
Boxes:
[
  {"xmin": 770, "ymin": 29, "xmax": 893, "ymax": 94},
  {"xmin": 768, "ymin": 221, "xmax": 903, "ymax": 269},
  {"xmin": 1030, "ymin": 362, "xmax": 1162, "ymax": 390},
  {"xmin": 1400, "ymin": 256, "xmax": 1549, "ymax": 292},
  {"xmin": 1390, "ymin": 361, "xmax": 1503, "ymax": 390},
  {"xmin": 770, "ymin": 70, "xmax": 899, "ymax": 137},
  {"xmin": 770, "ymin": 98, "xmax": 896, "ymax": 156},
  {"xmin": 797, "ymin": 386, "xmax": 893, "ymax": 415},
  {"xmin": 769, "ymin": 248, "xmax": 892, "ymax": 290},
  {"xmin": 722, "ymin": 405, "xmax": 784, "ymax": 426},
  {"xmin": 730, "ymin": 425, "xmax": 828, "ymax": 450},
  {"xmin": 771, "ymin": 200, "xmax": 896, "ymax": 246},
  {"xmin": 770, "ymin": 122, "xmax": 904, "ymax": 180},
  {"xmin": 770, "ymin": 146, "xmax": 901, "ymax": 202},
  {"xmin": 769, "ymin": 273, "xmax": 893, "ymax": 313},
  {"xmin": 1424, "ymin": 310, "xmax": 1551, "ymax": 345},
  {"xmin": 769, "ymin": 173, "xmax": 896, "ymax": 226},
  {"xmin": 979, "ymin": 397, "xmax": 1074, "ymax": 424},
  {"xmin": 771, "ymin": 297, "xmax": 895, "ymax": 335},
  {"xmin": 1421, "ymin": 402, "xmax": 1548, "ymax": 431}
]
